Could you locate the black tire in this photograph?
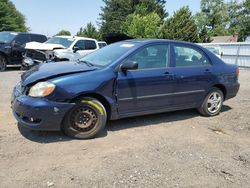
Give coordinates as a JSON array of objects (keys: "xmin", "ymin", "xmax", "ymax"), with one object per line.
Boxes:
[
  {"xmin": 198, "ymin": 87, "xmax": 224, "ymax": 117},
  {"xmin": 62, "ymin": 98, "xmax": 107, "ymax": 139},
  {"xmin": 0, "ymin": 55, "xmax": 7, "ymax": 71}
]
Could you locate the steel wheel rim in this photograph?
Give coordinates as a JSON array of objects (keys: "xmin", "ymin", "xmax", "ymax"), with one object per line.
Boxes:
[
  {"xmin": 70, "ymin": 106, "xmax": 98, "ymax": 132},
  {"xmin": 0, "ymin": 57, "xmax": 6, "ymax": 71},
  {"xmin": 207, "ymin": 92, "xmax": 222, "ymax": 114}
]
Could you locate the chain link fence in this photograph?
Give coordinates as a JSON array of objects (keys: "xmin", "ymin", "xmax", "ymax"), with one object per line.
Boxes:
[{"xmin": 199, "ymin": 42, "xmax": 250, "ymax": 67}]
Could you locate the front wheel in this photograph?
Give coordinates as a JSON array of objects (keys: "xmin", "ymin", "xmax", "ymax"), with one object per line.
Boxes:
[
  {"xmin": 0, "ymin": 55, "xmax": 7, "ymax": 71},
  {"xmin": 198, "ymin": 88, "xmax": 224, "ymax": 117},
  {"xmin": 62, "ymin": 98, "xmax": 107, "ymax": 139}
]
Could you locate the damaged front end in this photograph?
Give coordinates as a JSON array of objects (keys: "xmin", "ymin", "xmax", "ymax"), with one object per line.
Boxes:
[
  {"xmin": 22, "ymin": 41, "xmax": 65, "ymax": 70},
  {"xmin": 22, "ymin": 49, "xmax": 56, "ymax": 70}
]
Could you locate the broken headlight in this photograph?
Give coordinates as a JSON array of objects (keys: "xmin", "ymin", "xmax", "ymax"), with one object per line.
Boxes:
[{"xmin": 29, "ymin": 82, "xmax": 56, "ymax": 97}]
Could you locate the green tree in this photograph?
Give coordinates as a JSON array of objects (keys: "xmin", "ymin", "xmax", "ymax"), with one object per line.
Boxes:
[
  {"xmin": 99, "ymin": 0, "xmax": 135, "ymax": 34},
  {"xmin": 77, "ymin": 22, "xmax": 100, "ymax": 39},
  {"xmin": 227, "ymin": 0, "xmax": 244, "ymax": 35},
  {"xmin": 0, "ymin": 0, "xmax": 27, "ymax": 32},
  {"xmin": 195, "ymin": 0, "xmax": 229, "ymax": 36},
  {"xmin": 159, "ymin": 6, "xmax": 199, "ymax": 42},
  {"xmin": 198, "ymin": 27, "xmax": 212, "ymax": 43},
  {"xmin": 99, "ymin": 0, "xmax": 167, "ymax": 35},
  {"xmin": 134, "ymin": 0, "xmax": 167, "ymax": 20},
  {"xmin": 238, "ymin": 0, "xmax": 250, "ymax": 41},
  {"xmin": 122, "ymin": 12, "xmax": 161, "ymax": 38},
  {"xmin": 56, "ymin": 30, "xmax": 71, "ymax": 36}
]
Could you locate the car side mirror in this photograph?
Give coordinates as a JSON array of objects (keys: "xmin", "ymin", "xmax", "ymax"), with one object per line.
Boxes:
[
  {"xmin": 73, "ymin": 46, "xmax": 80, "ymax": 53},
  {"xmin": 121, "ymin": 60, "xmax": 138, "ymax": 72},
  {"xmin": 221, "ymin": 52, "xmax": 223, "ymax": 56}
]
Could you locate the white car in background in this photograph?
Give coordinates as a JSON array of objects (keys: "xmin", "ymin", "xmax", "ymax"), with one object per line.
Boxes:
[
  {"xmin": 24, "ymin": 36, "xmax": 99, "ymax": 62},
  {"xmin": 54, "ymin": 36, "xmax": 99, "ymax": 61},
  {"xmin": 22, "ymin": 36, "xmax": 100, "ymax": 69},
  {"xmin": 203, "ymin": 46, "xmax": 223, "ymax": 59}
]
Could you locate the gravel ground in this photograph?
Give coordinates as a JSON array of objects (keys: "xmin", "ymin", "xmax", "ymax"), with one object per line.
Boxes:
[{"xmin": 0, "ymin": 67, "xmax": 249, "ymax": 188}]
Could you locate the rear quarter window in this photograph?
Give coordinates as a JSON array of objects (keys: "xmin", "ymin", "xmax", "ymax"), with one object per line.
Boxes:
[
  {"xmin": 98, "ymin": 42, "xmax": 107, "ymax": 48},
  {"xmin": 30, "ymin": 34, "xmax": 47, "ymax": 43}
]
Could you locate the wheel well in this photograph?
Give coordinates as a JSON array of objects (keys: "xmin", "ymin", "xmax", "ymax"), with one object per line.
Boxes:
[
  {"xmin": 213, "ymin": 84, "xmax": 227, "ymax": 99},
  {"xmin": 70, "ymin": 93, "xmax": 112, "ymax": 120},
  {"xmin": 0, "ymin": 52, "xmax": 8, "ymax": 63}
]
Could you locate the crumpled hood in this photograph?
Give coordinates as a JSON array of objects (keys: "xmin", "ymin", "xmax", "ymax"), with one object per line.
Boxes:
[
  {"xmin": 21, "ymin": 61, "xmax": 97, "ymax": 86},
  {"xmin": 25, "ymin": 41, "xmax": 65, "ymax": 51}
]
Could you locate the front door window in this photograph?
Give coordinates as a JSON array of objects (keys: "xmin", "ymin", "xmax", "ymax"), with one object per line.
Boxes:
[{"xmin": 126, "ymin": 44, "xmax": 170, "ymax": 70}]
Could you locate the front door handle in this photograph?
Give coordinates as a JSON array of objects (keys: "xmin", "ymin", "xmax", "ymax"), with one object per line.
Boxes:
[
  {"xmin": 164, "ymin": 72, "xmax": 175, "ymax": 80},
  {"xmin": 204, "ymin": 69, "xmax": 212, "ymax": 74}
]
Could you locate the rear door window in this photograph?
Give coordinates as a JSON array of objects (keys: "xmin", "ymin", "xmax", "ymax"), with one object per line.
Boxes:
[
  {"xmin": 85, "ymin": 40, "xmax": 97, "ymax": 50},
  {"xmin": 14, "ymin": 34, "xmax": 31, "ymax": 45},
  {"xmin": 74, "ymin": 40, "xmax": 97, "ymax": 50},
  {"xmin": 174, "ymin": 45, "xmax": 211, "ymax": 67},
  {"xmin": 30, "ymin": 34, "xmax": 47, "ymax": 43}
]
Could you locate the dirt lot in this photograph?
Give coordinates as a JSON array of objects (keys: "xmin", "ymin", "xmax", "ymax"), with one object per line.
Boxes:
[{"xmin": 0, "ymin": 67, "xmax": 249, "ymax": 188}]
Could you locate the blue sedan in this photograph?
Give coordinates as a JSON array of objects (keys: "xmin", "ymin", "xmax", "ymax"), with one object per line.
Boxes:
[{"xmin": 11, "ymin": 40, "xmax": 240, "ymax": 139}]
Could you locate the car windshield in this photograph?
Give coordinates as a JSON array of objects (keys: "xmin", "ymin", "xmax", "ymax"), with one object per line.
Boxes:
[
  {"xmin": 207, "ymin": 47, "xmax": 219, "ymax": 55},
  {"xmin": 0, "ymin": 32, "xmax": 18, "ymax": 43},
  {"xmin": 79, "ymin": 42, "xmax": 139, "ymax": 67},
  {"xmin": 45, "ymin": 36, "xmax": 75, "ymax": 48}
]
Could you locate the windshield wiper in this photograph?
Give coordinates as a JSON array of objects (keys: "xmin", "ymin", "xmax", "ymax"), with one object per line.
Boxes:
[{"xmin": 78, "ymin": 60, "xmax": 95, "ymax": 67}]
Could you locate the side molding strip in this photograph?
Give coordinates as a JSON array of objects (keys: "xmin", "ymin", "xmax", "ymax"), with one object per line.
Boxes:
[{"xmin": 118, "ymin": 90, "xmax": 205, "ymax": 101}]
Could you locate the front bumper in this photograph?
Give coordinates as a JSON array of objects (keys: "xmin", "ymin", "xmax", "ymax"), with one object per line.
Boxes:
[{"xmin": 11, "ymin": 86, "xmax": 74, "ymax": 131}]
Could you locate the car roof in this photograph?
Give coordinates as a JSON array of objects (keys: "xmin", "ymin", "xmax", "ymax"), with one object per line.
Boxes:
[
  {"xmin": 55, "ymin": 35, "xmax": 97, "ymax": 41},
  {"xmin": 125, "ymin": 39, "xmax": 194, "ymax": 45},
  {"xmin": 122, "ymin": 39, "xmax": 205, "ymax": 49},
  {"xmin": 1, "ymin": 31, "xmax": 18, "ymax": 34},
  {"xmin": 1, "ymin": 31, "xmax": 46, "ymax": 36},
  {"xmin": 1, "ymin": 31, "xmax": 43, "ymax": 35}
]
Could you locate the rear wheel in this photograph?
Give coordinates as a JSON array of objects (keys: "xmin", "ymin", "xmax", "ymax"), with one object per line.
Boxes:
[
  {"xmin": 0, "ymin": 55, "xmax": 7, "ymax": 71},
  {"xmin": 198, "ymin": 88, "xmax": 224, "ymax": 117},
  {"xmin": 62, "ymin": 98, "xmax": 107, "ymax": 139}
]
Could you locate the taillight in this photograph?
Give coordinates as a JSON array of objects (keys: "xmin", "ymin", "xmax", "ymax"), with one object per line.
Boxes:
[
  {"xmin": 236, "ymin": 68, "xmax": 239, "ymax": 79},
  {"xmin": 235, "ymin": 69, "xmax": 240, "ymax": 76}
]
